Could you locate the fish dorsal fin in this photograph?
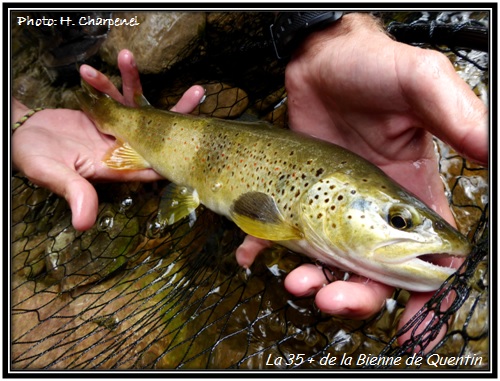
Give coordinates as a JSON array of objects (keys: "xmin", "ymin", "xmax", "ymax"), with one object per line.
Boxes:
[
  {"xmin": 230, "ymin": 192, "xmax": 302, "ymax": 241},
  {"xmin": 157, "ymin": 183, "xmax": 200, "ymax": 226},
  {"xmin": 103, "ymin": 140, "xmax": 151, "ymax": 170},
  {"xmin": 133, "ymin": 92, "xmax": 151, "ymax": 107}
]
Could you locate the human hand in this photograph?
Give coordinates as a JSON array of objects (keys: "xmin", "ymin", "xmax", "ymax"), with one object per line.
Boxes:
[
  {"xmin": 237, "ymin": 13, "xmax": 488, "ymax": 351},
  {"xmin": 12, "ymin": 49, "xmax": 205, "ymax": 231}
]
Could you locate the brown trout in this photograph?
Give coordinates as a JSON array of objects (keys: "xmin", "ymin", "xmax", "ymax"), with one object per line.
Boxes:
[{"xmin": 76, "ymin": 80, "xmax": 471, "ymax": 292}]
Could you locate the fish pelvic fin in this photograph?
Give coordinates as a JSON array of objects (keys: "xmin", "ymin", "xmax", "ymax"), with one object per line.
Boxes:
[
  {"xmin": 157, "ymin": 183, "xmax": 200, "ymax": 226},
  {"xmin": 103, "ymin": 140, "xmax": 151, "ymax": 170},
  {"xmin": 230, "ymin": 192, "xmax": 302, "ymax": 241}
]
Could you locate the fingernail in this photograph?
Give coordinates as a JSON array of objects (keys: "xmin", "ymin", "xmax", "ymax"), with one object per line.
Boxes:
[{"xmin": 83, "ymin": 66, "xmax": 97, "ymax": 78}]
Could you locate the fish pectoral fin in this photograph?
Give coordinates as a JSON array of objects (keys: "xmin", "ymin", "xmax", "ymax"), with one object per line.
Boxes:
[
  {"xmin": 157, "ymin": 183, "xmax": 200, "ymax": 226},
  {"xmin": 230, "ymin": 192, "xmax": 302, "ymax": 241},
  {"xmin": 103, "ymin": 140, "xmax": 151, "ymax": 170}
]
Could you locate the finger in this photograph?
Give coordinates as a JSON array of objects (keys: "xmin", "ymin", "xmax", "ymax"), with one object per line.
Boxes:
[
  {"xmin": 80, "ymin": 64, "xmax": 125, "ymax": 103},
  {"xmin": 117, "ymin": 49, "xmax": 144, "ymax": 107},
  {"xmin": 284, "ymin": 263, "xmax": 328, "ymax": 297},
  {"xmin": 284, "ymin": 264, "xmax": 394, "ymax": 320},
  {"xmin": 235, "ymin": 235, "xmax": 273, "ymax": 268},
  {"xmin": 20, "ymin": 159, "xmax": 99, "ymax": 231},
  {"xmin": 171, "ymin": 85, "xmax": 205, "ymax": 114},
  {"xmin": 315, "ymin": 278, "xmax": 394, "ymax": 320},
  {"xmin": 65, "ymin": 177, "xmax": 100, "ymax": 231},
  {"xmin": 397, "ymin": 290, "xmax": 454, "ymax": 354}
]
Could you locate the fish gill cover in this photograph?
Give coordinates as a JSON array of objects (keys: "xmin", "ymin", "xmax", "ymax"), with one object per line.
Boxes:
[{"xmin": 10, "ymin": 10, "xmax": 490, "ymax": 372}]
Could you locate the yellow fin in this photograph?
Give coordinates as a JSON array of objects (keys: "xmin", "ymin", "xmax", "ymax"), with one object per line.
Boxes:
[
  {"xmin": 103, "ymin": 140, "xmax": 151, "ymax": 170},
  {"xmin": 230, "ymin": 192, "xmax": 302, "ymax": 241},
  {"xmin": 157, "ymin": 183, "xmax": 200, "ymax": 226}
]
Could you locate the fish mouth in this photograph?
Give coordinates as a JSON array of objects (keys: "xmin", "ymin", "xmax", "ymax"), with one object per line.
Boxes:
[
  {"xmin": 372, "ymin": 244, "xmax": 466, "ymax": 278},
  {"xmin": 410, "ymin": 253, "xmax": 462, "ymax": 276},
  {"xmin": 377, "ymin": 250, "xmax": 464, "ymax": 274}
]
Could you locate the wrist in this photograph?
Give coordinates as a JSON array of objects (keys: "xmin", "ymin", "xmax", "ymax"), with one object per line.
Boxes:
[
  {"xmin": 294, "ymin": 13, "xmax": 385, "ymax": 56},
  {"xmin": 12, "ymin": 99, "xmax": 46, "ymax": 132},
  {"xmin": 270, "ymin": 11, "xmax": 344, "ymax": 59},
  {"xmin": 12, "ymin": 99, "xmax": 30, "ymax": 124}
]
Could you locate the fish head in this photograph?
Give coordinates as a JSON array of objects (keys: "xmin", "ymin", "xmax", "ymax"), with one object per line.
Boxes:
[{"xmin": 297, "ymin": 172, "xmax": 471, "ymax": 291}]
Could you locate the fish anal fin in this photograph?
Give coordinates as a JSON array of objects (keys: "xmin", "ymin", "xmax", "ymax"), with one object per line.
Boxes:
[
  {"xmin": 230, "ymin": 192, "xmax": 302, "ymax": 241},
  {"xmin": 103, "ymin": 140, "xmax": 151, "ymax": 170}
]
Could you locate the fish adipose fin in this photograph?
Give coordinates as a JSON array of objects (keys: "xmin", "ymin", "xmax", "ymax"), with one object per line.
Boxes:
[
  {"xmin": 103, "ymin": 140, "xmax": 151, "ymax": 170},
  {"xmin": 230, "ymin": 192, "xmax": 302, "ymax": 241},
  {"xmin": 157, "ymin": 183, "xmax": 200, "ymax": 226}
]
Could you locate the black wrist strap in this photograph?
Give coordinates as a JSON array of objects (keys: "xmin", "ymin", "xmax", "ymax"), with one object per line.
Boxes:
[{"xmin": 270, "ymin": 11, "xmax": 344, "ymax": 59}]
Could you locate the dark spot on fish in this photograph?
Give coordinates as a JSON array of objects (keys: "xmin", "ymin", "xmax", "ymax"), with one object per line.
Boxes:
[
  {"xmin": 290, "ymin": 186, "xmax": 295, "ymax": 192},
  {"xmin": 362, "ymin": 179, "xmax": 368, "ymax": 182},
  {"xmin": 330, "ymin": 205, "xmax": 336, "ymax": 211},
  {"xmin": 348, "ymin": 215, "xmax": 352, "ymax": 219},
  {"xmin": 330, "ymin": 185, "xmax": 335, "ymax": 190},
  {"xmin": 351, "ymin": 190, "xmax": 356, "ymax": 195},
  {"xmin": 295, "ymin": 189, "xmax": 301, "ymax": 198},
  {"xmin": 301, "ymin": 174, "xmax": 307, "ymax": 180},
  {"xmin": 332, "ymin": 223, "xmax": 337, "ymax": 228},
  {"xmin": 307, "ymin": 159, "xmax": 313, "ymax": 165},
  {"xmin": 338, "ymin": 195, "xmax": 343, "ymax": 201},
  {"xmin": 434, "ymin": 221, "xmax": 445, "ymax": 230},
  {"xmin": 309, "ymin": 199, "xmax": 314, "ymax": 205},
  {"xmin": 314, "ymin": 195, "xmax": 319, "ymax": 200},
  {"xmin": 361, "ymin": 215, "xmax": 365, "ymax": 219},
  {"xmin": 290, "ymin": 151, "xmax": 294, "ymax": 156},
  {"xmin": 315, "ymin": 168, "xmax": 324, "ymax": 177},
  {"xmin": 317, "ymin": 213, "xmax": 323, "ymax": 219},
  {"xmin": 325, "ymin": 198, "xmax": 330, "ymax": 203}
]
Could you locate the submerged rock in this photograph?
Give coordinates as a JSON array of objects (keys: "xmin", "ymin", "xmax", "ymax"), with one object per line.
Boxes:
[{"xmin": 100, "ymin": 12, "xmax": 206, "ymax": 74}]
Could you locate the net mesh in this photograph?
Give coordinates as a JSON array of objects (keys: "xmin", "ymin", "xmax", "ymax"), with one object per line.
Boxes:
[{"xmin": 10, "ymin": 11, "xmax": 490, "ymax": 370}]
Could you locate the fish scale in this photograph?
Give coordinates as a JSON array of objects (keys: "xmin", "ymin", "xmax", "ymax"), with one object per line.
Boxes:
[{"xmin": 77, "ymin": 80, "xmax": 471, "ymax": 292}]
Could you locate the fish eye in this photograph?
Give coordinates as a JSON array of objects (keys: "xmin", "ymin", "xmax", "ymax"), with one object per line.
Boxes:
[{"xmin": 388, "ymin": 206, "xmax": 413, "ymax": 230}]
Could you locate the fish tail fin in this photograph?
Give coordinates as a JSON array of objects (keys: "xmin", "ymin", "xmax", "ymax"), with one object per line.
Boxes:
[{"xmin": 75, "ymin": 79, "xmax": 113, "ymax": 121}]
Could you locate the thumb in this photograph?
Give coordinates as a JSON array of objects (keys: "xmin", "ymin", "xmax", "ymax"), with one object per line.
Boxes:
[
  {"xmin": 65, "ymin": 177, "xmax": 99, "ymax": 231},
  {"xmin": 22, "ymin": 161, "xmax": 99, "ymax": 231},
  {"xmin": 399, "ymin": 48, "xmax": 488, "ymax": 165}
]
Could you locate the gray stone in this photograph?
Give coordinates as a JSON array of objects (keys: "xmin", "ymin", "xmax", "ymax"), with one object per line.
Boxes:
[{"xmin": 100, "ymin": 12, "xmax": 206, "ymax": 74}]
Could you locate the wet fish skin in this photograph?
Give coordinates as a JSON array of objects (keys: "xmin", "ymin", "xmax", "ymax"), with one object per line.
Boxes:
[{"xmin": 76, "ymin": 80, "xmax": 471, "ymax": 292}]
